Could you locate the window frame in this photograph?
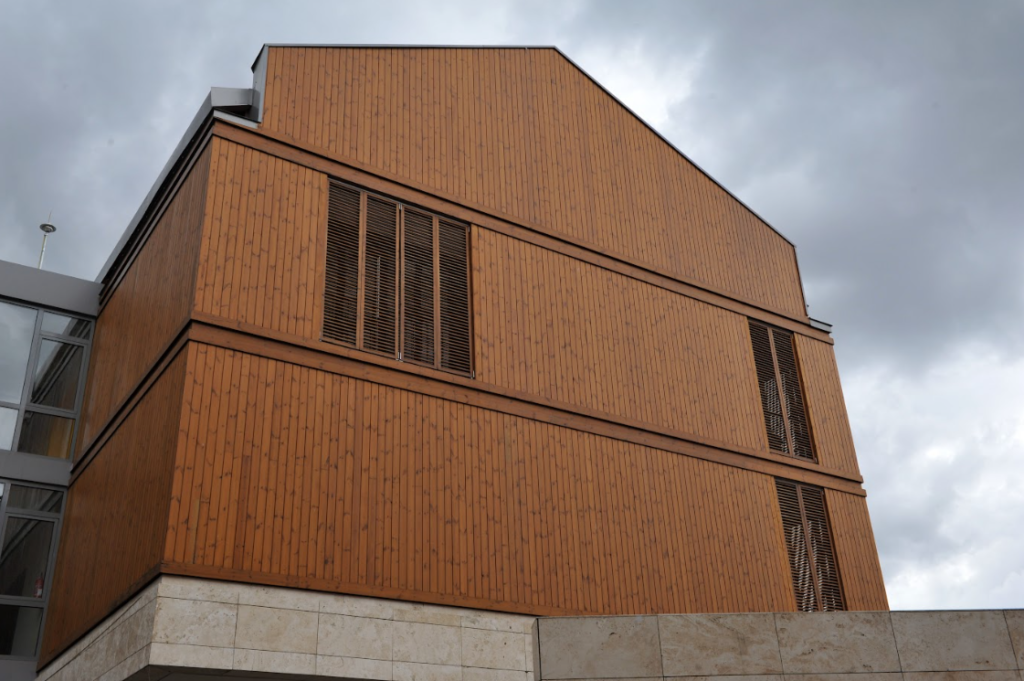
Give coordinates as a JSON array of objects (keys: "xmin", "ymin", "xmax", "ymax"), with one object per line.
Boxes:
[
  {"xmin": 775, "ymin": 478, "xmax": 845, "ymax": 613},
  {"xmin": 0, "ymin": 300, "xmax": 92, "ymax": 461},
  {"xmin": 322, "ymin": 180, "xmax": 474, "ymax": 378},
  {"xmin": 0, "ymin": 479, "xmax": 65, "ymax": 660},
  {"xmin": 749, "ymin": 319, "xmax": 815, "ymax": 462}
]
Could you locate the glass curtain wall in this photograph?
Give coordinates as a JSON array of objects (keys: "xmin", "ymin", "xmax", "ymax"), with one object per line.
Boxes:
[
  {"xmin": 0, "ymin": 480, "xmax": 64, "ymax": 658},
  {"xmin": 0, "ymin": 300, "xmax": 92, "ymax": 460}
]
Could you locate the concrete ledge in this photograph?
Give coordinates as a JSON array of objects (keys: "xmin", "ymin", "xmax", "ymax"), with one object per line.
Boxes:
[{"xmin": 538, "ymin": 611, "xmax": 1024, "ymax": 681}]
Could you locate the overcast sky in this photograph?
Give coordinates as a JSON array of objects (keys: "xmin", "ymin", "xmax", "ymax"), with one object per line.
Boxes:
[{"xmin": 2, "ymin": 1, "xmax": 1022, "ymax": 610}]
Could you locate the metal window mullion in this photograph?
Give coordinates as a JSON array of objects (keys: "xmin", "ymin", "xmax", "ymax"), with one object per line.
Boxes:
[
  {"xmin": 767, "ymin": 327, "xmax": 796, "ymax": 456},
  {"xmin": 37, "ymin": 332, "xmax": 88, "ymax": 348},
  {"xmin": 21, "ymin": 404, "xmax": 76, "ymax": 419},
  {"xmin": 10, "ymin": 310, "xmax": 46, "ymax": 453},
  {"xmin": 795, "ymin": 484, "xmax": 824, "ymax": 611},
  {"xmin": 396, "ymin": 204, "xmax": 404, "ymax": 361},
  {"xmin": 67, "ymin": 330, "xmax": 92, "ymax": 460},
  {"xmin": 432, "ymin": 215, "xmax": 442, "ymax": 370}
]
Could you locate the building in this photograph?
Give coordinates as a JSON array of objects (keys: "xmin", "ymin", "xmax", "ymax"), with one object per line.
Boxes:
[{"xmin": 1, "ymin": 46, "xmax": 891, "ymax": 681}]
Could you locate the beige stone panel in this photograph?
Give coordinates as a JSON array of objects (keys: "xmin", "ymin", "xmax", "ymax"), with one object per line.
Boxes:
[
  {"xmin": 892, "ymin": 612, "xmax": 1018, "ymax": 672},
  {"xmin": 464, "ymin": 668, "xmax": 529, "ymax": 681},
  {"xmin": 236, "ymin": 583, "xmax": 323, "ymax": 612},
  {"xmin": 667, "ymin": 676, "xmax": 782, "ymax": 681},
  {"xmin": 1003, "ymin": 611, "xmax": 1024, "ymax": 669},
  {"xmin": 320, "ymin": 592, "xmax": 398, "ymax": 619},
  {"xmin": 148, "ymin": 642, "xmax": 233, "ymax": 669},
  {"xmin": 776, "ymin": 612, "xmax": 901, "ymax": 674},
  {"xmin": 463, "ymin": 628, "xmax": 528, "ymax": 671},
  {"xmin": 318, "ymin": 612, "xmax": 394, "ymax": 660},
  {"xmin": 782, "ymin": 674, "xmax": 903, "ymax": 681},
  {"xmin": 233, "ymin": 648, "xmax": 317, "ymax": 675},
  {"xmin": 97, "ymin": 646, "xmax": 150, "ymax": 681},
  {"xmin": 317, "ymin": 654, "xmax": 395, "ymax": 680},
  {"xmin": 234, "ymin": 604, "xmax": 319, "ymax": 653},
  {"xmin": 659, "ymin": 613, "xmax": 783, "ymax": 676},
  {"xmin": 151, "ymin": 597, "xmax": 236, "ymax": 647},
  {"xmin": 157, "ymin": 575, "xmax": 241, "ymax": 604},
  {"xmin": 395, "ymin": 604, "xmax": 465, "ymax": 626},
  {"xmin": 393, "ymin": 621, "xmax": 463, "ymax": 666},
  {"xmin": 903, "ymin": 672, "xmax": 1020, "ymax": 681},
  {"xmin": 463, "ymin": 612, "xmax": 537, "ymax": 634},
  {"xmin": 393, "ymin": 661, "xmax": 464, "ymax": 681},
  {"xmin": 538, "ymin": 616, "xmax": 663, "ymax": 680}
]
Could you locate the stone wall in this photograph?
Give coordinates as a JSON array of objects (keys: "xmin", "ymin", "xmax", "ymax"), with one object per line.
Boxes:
[
  {"xmin": 36, "ymin": 576, "xmax": 536, "ymax": 681},
  {"xmin": 537, "ymin": 612, "xmax": 1024, "ymax": 681}
]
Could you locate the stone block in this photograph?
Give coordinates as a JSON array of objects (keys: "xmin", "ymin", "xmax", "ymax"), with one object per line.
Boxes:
[
  {"xmin": 464, "ymin": 668, "xmax": 528, "ymax": 681},
  {"xmin": 157, "ymin": 575, "xmax": 240, "ymax": 604},
  {"xmin": 321, "ymin": 592, "xmax": 397, "ymax": 619},
  {"xmin": 393, "ymin": 621, "xmax": 463, "ymax": 666},
  {"xmin": 148, "ymin": 642, "xmax": 233, "ymax": 670},
  {"xmin": 317, "ymin": 654, "xmax": 395, "ymax": 680},
  {"xmin": 776, "ymin": 611, "xmax": 900, "ymax": 674},
  {"xmin": 393, "ymin": 661, "xmax": 464, "ymax": 681},
  {"xmin": 903, "ymin": 673, "xmax": 1021, "ymax": 681},
  {"xmin": 235, "ymin": 604, "xmax": 318, "ymax": 654},
  {"xmin": 318, "ymin": 612, "xmax": 394, "ymax": 660},
  {"xmin": 463, "ymin": 628, "xmax": 527, "ymax": 670},
  {"xmin": 463, "ymin": 612, "xmax": 535, "ymax": 634},
  {"xmin": 151, "ymin": 597, "xmax": 236, "ymax": 647},
  {"xmin": 233, "ymin": 648, "xmax": 317, "ymax": 675},
  {"xmin": 892, "ymin": 611, "xmax": 1018, "ymax": 671},
  {"xmin": 1002, "ymin": 611, "xmax": 1024, "ymax": 669},
  {"xmin": 538, "ymin": 616, "xmax": 662, "ymax": 679},
  {"xmin": 395, "ymin": 604, "xmax": 465, "ymax": 627},
  {"xmin": 781, "ymin": 674, "xmax": 903, "ymax": 681},
  {"xmin": 659, "ymin": 613, "xmax": 782, "ymax": 676},
  {"xmin": 667, "ymin": 676, "xmax": 782, "ymax": 681},
  {"xmin": 236, "ymin": 583, "xmax": 323, "ymax": 612}
]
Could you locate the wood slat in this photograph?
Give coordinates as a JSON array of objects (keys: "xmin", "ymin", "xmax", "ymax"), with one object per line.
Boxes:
[
  {"xmin": 260, "ymin": 47, "xmax": 805, "ymax": 317},
  {"xmin": 164, "ymin": 341, "xmax": 795, "ymax": 616},
  {"xmin": 825, "ymin": 489, "xmax": 890, "ymax": 610}
]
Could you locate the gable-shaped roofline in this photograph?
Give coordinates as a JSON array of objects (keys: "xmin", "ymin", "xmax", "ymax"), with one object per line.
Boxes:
[{"xmin": 254, "ymin": 44, "xmax": 796, "ymax": 248}]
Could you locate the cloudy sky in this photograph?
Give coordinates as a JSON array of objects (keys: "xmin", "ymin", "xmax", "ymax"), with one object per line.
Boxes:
[{"xmin": 2, "ymin": 1, "xmax": 1022, "ymax": 610}]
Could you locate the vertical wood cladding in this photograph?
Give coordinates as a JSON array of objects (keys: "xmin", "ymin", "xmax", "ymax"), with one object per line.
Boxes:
[
  {"xmin": 165, "ymin": 342, "xmax": 796, "ymax": 615},
  {"xmin": 40, "ymin": 351, "xmax": 188, "ymax": 664},
  {"xmin": 259, "ymin": 47, "xmax": 806, "ymax": 318},
  {"xmin": 77, "ymin": 147, "xmax": 210, "ymax": 456},
  {"xmin": 794, "ymin": 335, "xmax": 861, "ymax": 476},
  {"xmin": 473, "ymin": 228, "xmax": 768, "ymax": 453},
  {"xmin": 194, "ymin": 137, "xmax": 325, "ymax": 340},
  {"xmin": 825, "ymin": 489, "xmax": 889, "ymax": 610}
]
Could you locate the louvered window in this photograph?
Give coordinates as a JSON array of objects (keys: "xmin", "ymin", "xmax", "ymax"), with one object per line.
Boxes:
[
  {"xmin": 749, "ymin": 321, "xmax": 814, "ymax": 460},
  {"xmin": 323, "ymin": 180, "xmax": 472, "ymax": 375},
  {"xmin": 775, "ymin": 479, "xmax": 844, "ymax": 612}
]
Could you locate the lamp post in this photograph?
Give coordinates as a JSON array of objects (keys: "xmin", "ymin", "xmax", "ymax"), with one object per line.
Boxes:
[{"xmin": 38, "ymin": 222, "xmax": 56, "ymax": 269}]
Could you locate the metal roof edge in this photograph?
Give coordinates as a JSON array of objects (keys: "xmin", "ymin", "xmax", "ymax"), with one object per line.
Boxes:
[{"xmin": 95, "ymin": 87, "xmax": 257, "ymax": 284}]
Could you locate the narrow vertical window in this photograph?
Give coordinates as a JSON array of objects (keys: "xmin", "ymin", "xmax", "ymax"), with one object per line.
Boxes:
[
  {"xmin": 323, "ymin": 180, "xmax": 472, "ymax": 375},
  {"xmin": 749, "ymin": 320, "xmax": 814, "ymax": 461},
  {"xmin": 775, "ymin": 478, "xmax": 844, "ymax": 612}
]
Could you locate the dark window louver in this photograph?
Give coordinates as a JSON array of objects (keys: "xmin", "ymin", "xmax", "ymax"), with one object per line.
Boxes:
[
  {"xmin": 324, "ymin": 180, "xmax": 473, "ymax": 375},
  {"xmin": 775, "ymin": 479, "xmax": 845, "ymax": 612},
  {"xmin": 749, "ymin": 320, "xmax": 814, "ymax": 461}
]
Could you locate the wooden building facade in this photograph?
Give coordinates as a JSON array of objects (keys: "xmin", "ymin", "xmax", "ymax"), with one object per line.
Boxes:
[{"xmin": 37, "ymin": 46, "xmax": 887, "ymax": 668}]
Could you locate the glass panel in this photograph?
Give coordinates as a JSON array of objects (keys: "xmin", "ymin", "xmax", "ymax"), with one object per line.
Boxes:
[
  {"xmin": 17, "ymin": 412, "xmax": 74, "ymax": 459},
  {"xmin": 0, "ymin": 604, "xmax": 43, "ymax": 656},
  {"xmin": 0, "ymin": 301, "xmax": 37, "ymax": 403},
  {"xmin": 0, "ymin": 517, "xmax": 54, "ymax": 598},
  {"xmin": 41, "ymin": 311, "xmax": 92, "ymax": 340},
  {"xmin": 9, "ymin": 486, "xmax": 62, "ymax": 514},
  {"xmin": 0, "ymin": 406, "xmax": 17, "ymax": 450},
  {"xmin": 31, "ymin": 340, "xmax": 83, "ymax": 411}
]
